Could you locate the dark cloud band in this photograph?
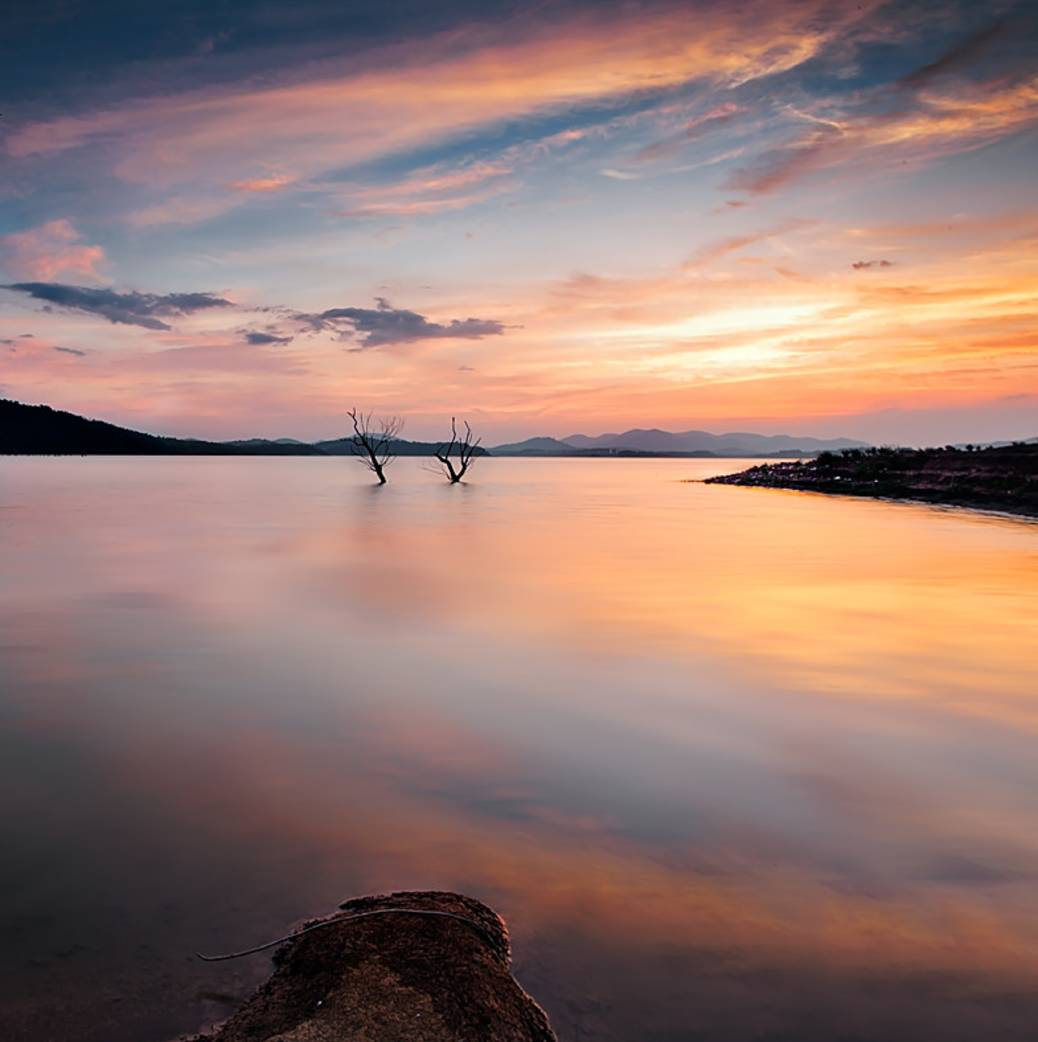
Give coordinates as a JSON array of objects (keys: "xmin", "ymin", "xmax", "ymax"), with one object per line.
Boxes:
[
  {"xmin": 244, "ymin": 330, "xmax": 293, "ymax": 345},
  {"xmin": 300, "ymin": 296, "xmax": 505, "ymax": 347},
  {"xmin": 1, "ymin": 282, "xmax": 232, "ymax": 330}
]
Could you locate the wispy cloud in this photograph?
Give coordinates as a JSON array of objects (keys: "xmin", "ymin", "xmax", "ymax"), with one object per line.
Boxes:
[
  {"xmin": 725, "ymin": 127, "xmax": 840, "ymax": 195},
  {"xmin": 727, "ymin": 70, "xmax": 1038, "ymax": 196},
  {"xmin": 633, "ymin": 104, "xmax": 744, "ymax": 163},
  {"xmin": 3, "ymin": 1, "xmax": 855, "ymax": 231},
  {"xmin": 684, "ymin": 220, "xmax": 813, "ymax": 268},
  {"xmin": 337, "ymin": 189, "xmax": 510, "ymax": 218},
  {"xmin": 898, "ymin": 18, "xmax": 1010, "ymax": 90},
  {"xmin": 126, "ymin": 196, "xmax": 242, "ymax": 228}
]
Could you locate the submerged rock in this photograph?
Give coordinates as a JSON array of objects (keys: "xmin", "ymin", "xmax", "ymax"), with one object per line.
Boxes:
[{"xmin": 191, "ymin": 891, "xmax": 556, "ymax": 1042}]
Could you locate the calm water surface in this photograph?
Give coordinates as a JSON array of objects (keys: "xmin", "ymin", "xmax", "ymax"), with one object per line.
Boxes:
[{"xmin": 1, "ymin": 457, "xmax": 1037, "ymax": 1042}]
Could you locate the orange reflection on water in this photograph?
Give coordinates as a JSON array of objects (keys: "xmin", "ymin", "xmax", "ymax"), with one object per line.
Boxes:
[
  {"xmin": 288, "ymin": 458, "xmax": 1038, "ymax": 727},
  {"xmin": 1, "ymin": 456, "xmax": 1037, "ymax": 1042}
]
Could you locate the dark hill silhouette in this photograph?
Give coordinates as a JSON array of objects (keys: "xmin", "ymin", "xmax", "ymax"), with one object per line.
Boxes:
[
  {"xmin": 0, "ymin": 399, "xmax": 323, "ymax": 455},
  {"xmin": 707, "ymin": 443, "xmax": 1038, "ymax": 516},
  {"xmin": 0, "ymin": 399, "xmax": 488, "ymax": 457}
]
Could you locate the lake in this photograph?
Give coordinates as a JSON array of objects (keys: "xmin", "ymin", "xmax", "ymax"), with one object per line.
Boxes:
[{"xmin": 1, "ymin": 456, "xmax": 1036, "ymax": 1042}]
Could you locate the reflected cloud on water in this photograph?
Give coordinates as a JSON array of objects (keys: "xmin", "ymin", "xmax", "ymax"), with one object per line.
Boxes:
[{"xmin": 0, "ymin": 457, "xmax": 1036, "ymax": 1041}]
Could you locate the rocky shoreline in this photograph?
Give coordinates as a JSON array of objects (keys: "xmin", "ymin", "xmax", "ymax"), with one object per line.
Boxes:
[
  {"xmin": 188, "ymin": 891, "xmax": 556, "ymax": 1042},
  {"xmin": 705, "ymin": 442, "xmax": 1038, "ymax": 517}
]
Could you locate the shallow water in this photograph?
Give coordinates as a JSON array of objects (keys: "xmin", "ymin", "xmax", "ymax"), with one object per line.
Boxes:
[{"xmin": 1, "ymin": 456, "xmax": 1036, "ymax": 1042}]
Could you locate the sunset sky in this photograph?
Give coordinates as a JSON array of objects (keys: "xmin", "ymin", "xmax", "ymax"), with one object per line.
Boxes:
[{"xmin": 1, "ymin": 0, "xmax": 1036, "ymax": 444}]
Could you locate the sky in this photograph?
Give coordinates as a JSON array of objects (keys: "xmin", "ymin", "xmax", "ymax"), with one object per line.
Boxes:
[{"xmin": 1, "ymin": 0, "xmax": 1036, "ymax": 445}]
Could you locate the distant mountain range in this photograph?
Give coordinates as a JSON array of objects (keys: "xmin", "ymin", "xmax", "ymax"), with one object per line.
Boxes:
[
  {"xmin": 0, "ymin": 399, "xmax": 487, "ymax": 457},
  {"xmin": 0, "ymin": 398, "xmax": 870, "ymax": 459},
  {"xmin": 491, "ymin": 428, "xmax": 869, "ymax": 458}
]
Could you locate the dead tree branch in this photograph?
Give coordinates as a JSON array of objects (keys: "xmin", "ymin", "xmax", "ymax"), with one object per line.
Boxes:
[
  {"xmin": 347, "ymin": 408, "xmax": 403, "ymax": 485},
  {"xmin": 434, "ymin": 417, "xmax": 481, "ymax": 483}
]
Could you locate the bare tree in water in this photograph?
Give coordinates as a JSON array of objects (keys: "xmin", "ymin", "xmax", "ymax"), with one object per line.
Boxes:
[
  {"xmin": 347, "ymin": 408, "xmax": 402, "ymax": 485},
  {"xmin": 433, "ymin": 417, "xmax": 481, "ymax": 483}
]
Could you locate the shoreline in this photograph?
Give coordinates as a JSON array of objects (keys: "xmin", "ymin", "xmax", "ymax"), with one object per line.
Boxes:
[
  {"xmin": 704, "ymin": 443, "xmax": 1038, "ymax": 520},
  {"xmin": 702, "ymin": 479, "xmax": 1038, "ymax": 521}
]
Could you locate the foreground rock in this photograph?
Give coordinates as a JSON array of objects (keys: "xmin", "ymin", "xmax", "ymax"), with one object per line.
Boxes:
[
  {"xmin": 191, "ymin": 891, "xmax": 556, "ymax": 1042},
  {"xmin": 706, "ymin": 442, "xmax": 1038, "ymax": 517}
]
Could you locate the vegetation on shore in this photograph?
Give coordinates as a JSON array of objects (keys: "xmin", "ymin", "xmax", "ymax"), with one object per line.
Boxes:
[{"xmin": 707, "ymin": 442, "xmax": 1038, "ymax": 516}]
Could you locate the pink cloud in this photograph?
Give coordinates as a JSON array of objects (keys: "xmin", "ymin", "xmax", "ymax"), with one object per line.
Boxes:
[
  {"xmin": 0, "ymin": 220, "xmax": 106, "ymax": 281},
  {"xmin": 229, "ymin": 173, "xmax": 298, "ymax": 193}
]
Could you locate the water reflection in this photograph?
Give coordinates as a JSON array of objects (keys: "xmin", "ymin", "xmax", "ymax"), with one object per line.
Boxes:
[{"xmin": 0, "ymin": 457, "xmax": 1036, "ymax": 1041}]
